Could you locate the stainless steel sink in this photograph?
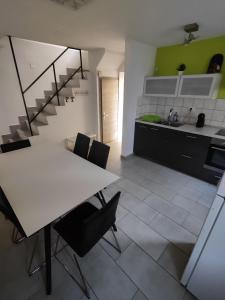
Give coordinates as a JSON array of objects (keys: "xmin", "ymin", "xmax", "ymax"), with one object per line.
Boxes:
[
  {"xmin": 158, "ymin": 121, "xmax": 184, "ymax": 127},
  {"xmin": 216, "ymin": 129, "xmax": 225, "ymax": 136}
]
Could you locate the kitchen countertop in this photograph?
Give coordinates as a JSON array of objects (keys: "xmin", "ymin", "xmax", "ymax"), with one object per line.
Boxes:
[
  {"xmin": 217, "ymin": 172, "xmax": 225, "ymax": 198},
  {"xmin": 136, "ymin": 119, "xmax": 225, "ymax": 141}
]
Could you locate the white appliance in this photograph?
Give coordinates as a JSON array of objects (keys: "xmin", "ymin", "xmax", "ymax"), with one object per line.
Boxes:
[{"xmin": 181, "ymin": 174, "xmax": 225, "ymax": 300}]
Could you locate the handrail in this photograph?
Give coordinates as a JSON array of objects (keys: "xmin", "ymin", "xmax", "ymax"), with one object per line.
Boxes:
[
  {"xmin": 8, "ymin": 36, "xmax": 84, "ymax": 136},
  {"xmin": 8, "ymin": 36, "xmax": 33, "ymax": 136},
  {"xmin": 30, "ymin": 66, "xmax": 81, "ymax": 123},
  {"xmin": 23, "ymin": 47, "xmax": 69, "ymax": 94}
]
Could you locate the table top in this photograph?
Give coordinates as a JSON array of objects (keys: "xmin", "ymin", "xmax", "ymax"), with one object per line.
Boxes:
[{"xmin": 0, "ymin": 141, "xmax": 119, "ymax": 237}]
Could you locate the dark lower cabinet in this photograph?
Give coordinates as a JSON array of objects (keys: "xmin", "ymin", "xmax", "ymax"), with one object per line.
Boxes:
[{"xmin": 134, "ymin": 122, "xmax": 221, "ymax": 184}]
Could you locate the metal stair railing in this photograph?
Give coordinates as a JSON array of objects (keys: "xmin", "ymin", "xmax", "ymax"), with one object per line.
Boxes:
[{"xmin": 8, "ymin": 35, "xmax": 84, "ymax": 136}]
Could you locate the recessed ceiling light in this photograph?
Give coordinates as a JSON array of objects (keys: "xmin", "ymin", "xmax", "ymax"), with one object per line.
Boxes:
[{"xmin": 51, "ymin": 0, "xmax": 92, "ymax": 10}]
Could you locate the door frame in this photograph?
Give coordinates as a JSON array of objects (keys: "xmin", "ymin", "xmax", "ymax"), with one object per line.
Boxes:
[{"xmin": 99, "ymin": 76, "xmax": 119, "ymax": 144}]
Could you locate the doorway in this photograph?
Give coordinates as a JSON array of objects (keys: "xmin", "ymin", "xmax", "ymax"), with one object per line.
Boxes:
[{"xmin": 100, "ymin": 77, "xmax": 119, "ymax": 144}]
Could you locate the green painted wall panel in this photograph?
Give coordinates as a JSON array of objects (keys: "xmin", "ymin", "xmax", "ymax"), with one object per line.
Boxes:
[{"xmin": 154, "ymin": 35, "xmax": 225, "ymax": 98}]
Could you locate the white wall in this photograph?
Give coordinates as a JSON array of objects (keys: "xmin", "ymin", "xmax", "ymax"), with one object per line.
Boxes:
[
  {"xmin": 88, "ymin": 48, "xmax": 105, "ymax": 140},
  {"xmin": 30, "ymin": 75, "xmax": 97, "ymax": 145},
  {"xmin": 0, "ymin": 36, "xmax": 88, "ymax": 140},
  {"xmin": 13, "ymin": 37, "xmax": 88, "ymax": 107},
  {"xmin": 118, "ymin": 72, "xmax": 124, "ymax": 141},
  {"xmin": 98, "ymin": 50, "xmax": 124, "ymax": 78},
  {"xmin": 121, "ymin": 39, "xmax": 156, "ymax": 157},
  {"xmin": 0, "ymin": 36, "xmax": 25, "ymax": 137}
]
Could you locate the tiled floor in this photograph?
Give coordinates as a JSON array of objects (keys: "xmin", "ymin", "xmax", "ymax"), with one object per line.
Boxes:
[{"xmin": 0, "ymin": 141, "xmax": 217, "ymax": 300}]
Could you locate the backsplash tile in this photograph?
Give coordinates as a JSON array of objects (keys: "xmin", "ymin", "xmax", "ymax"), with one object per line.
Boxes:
[{"xmin": 136, "ymin": 96, "xmax": 225, "ymax": 128}]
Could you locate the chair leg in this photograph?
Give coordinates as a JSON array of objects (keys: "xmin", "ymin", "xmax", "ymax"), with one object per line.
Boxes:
[
  {"xmin": 102, "ymin": 227, "xmax": 121, "ymax": 254},
  {"xmin": 73, "ymin": 254, "xmax": 90, "ymax": 299},
  {"xmin": 28, "ymin": 233, "xmax": 67, "ymax": 277},
  {"xmin": 28, "ymin": 235, "xmax": 39, "ymax": 276},
  {"xmin": 110, "ymin": 228, "xmax": 121, "ymax": 253},
  {"xmin": 11, "ymin": 226, "xmax": 25, "ymax": 244},
  {"xmin": 55, "ymin": 252, "xmax": 90, "ymax": 299}
]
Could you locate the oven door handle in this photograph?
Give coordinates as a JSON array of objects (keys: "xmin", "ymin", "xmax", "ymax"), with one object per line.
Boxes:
[{"xmin": 211, "ymin": 146, "xmax": 225, "ymax": 152}]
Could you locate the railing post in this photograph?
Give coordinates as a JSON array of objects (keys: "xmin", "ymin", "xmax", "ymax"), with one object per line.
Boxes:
[
  {"xmin": 8, "ymin": 36, "xmax": 33, "ymax": 136},
  {"xmin": 79, "ymin": 50, "xmax": 84, "ymax": 79},
  {"xmin": 52, "ymin": 63, "xmax": 60, "ymax": 106}
]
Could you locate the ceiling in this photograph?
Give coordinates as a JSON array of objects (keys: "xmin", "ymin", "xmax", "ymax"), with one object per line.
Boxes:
[{"xmin": 0, "ymin": 0, "xmax": 225, "ymax": 52}]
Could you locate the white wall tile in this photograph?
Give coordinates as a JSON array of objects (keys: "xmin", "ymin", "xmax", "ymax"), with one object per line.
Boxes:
[
  {"xmin": 203, "ymin": 109, "xmax": 213, "ymax": 120},
  {"xmin": 158, "ymin": 97, "xmax": 166, "ymax": 106},
  {"xmin": 212, "ymin": 110, "xmax": 225, "ymax": 121},
  {"xmin": 204, "ymin": 99, "xmax": 216, "ymax": 110},
  {"xmin": 149, "ymin": 97, "xmax": 157, "ymax": 105},
  {"xmin": 210, "ymin": 120, "xmax": 223, "ymax": 127},
  {"xmin": 174, "ymin": 98, "xmax": 183, "ymax": 107},
  {"xmin": 194, "ymin": 98, "xmax": 204, "ymax": 109},
  {"xmin": 183, "ymin": 98, "xmax": 194, "ymax": 108},
  {"xmin": 166, "ymin": 98, "xmax": 175, "ymax": 106},
  {"xmin": 216, "ymin": 100, "xmax": 225, "ymax": 111},
  {"xmin": 138, "ymin": 96, "xmax": 225, "ymax": 127}
]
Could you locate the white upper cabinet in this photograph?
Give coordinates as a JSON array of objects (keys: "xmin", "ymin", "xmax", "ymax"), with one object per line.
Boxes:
[
  {"xmin": 178, "ymin": 74, "xmax": 221, "ymax": 99},
  {"xmin": 143, "ymin": 76, "xmax": 180, "ymax": 97},
  {"xmin": 144, "ymin": 74, "xmax": 221, "ymax": 99}
]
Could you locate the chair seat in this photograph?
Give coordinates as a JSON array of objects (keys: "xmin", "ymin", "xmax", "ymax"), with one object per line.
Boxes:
[{"xmin": 54, "ymin": 202, "xmax": 99, "ymax": 257}]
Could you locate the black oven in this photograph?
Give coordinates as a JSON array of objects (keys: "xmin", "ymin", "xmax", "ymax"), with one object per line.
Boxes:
[{"xmin": 206, "ymin": 138, "xmax": 225, "ymax": 171}]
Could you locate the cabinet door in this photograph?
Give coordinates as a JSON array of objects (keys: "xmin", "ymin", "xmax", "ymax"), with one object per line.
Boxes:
[
  {"xmin": 154, "ymin": 127, "xmax": 178, "ymax": 165},
  {"xmin": 187, "ymin": 202, "xmax": 225, "ymax": 300},
  {"xmin": 134, "ymin": 123, "xmax": 150, "ymax": 157},
  {"xmin": 144, "ymin": 76, "xmax": 179, "ymax": 97},
  {"xmin": 178, "ymin": 74, "xmax": 221, "ymax": 99},
  {"xmin": 134, "ymin": 123, "xmax": 162, "ymax": 159},
  {"xmin": 176, "ymin": 132, "xmax": 210, "ymax": 164}
]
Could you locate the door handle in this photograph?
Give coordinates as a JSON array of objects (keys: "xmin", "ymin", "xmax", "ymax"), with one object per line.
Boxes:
[
  {"xmin": 149, "ymin": 127, "xmax": 159, "ymax": 131},
  {"xmin": 186, "ymin": 135, "xmax": 197, "ymax": 139},
  {"xmin": 211, "ymin": 146, "xmax": 225, "ymax": 152},
  {"xmin": 181, "ymin": 154, "xmax": 192, "ymax": 159}
]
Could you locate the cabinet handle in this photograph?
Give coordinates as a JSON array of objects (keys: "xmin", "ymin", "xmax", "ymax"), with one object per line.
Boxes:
[
  {"xmin": 186, "ymin": 135, "xmax": 197, "ymax": 139},
  {"xmin": 149, "ymin": 127, "xmax": 159, "ymax": 131},
  {"xmin": 214, "ymin": 175, "xmax": 222, "ymax": 179},
  {"xmin": 181, "ymin": 154, "xmax": 192, "ymax": 159},
  {"xmin": 211, "ymin": 146, "xmax": 225, "ymax": 152}
]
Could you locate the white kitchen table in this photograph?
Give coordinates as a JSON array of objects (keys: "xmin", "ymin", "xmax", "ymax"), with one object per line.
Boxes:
[{"xmin": 0, "ymin": 141, "xmax": 119, "ymax": 294}]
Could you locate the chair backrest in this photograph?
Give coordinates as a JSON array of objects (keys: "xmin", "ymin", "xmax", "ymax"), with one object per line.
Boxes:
[
  {"xmin": 73, "ymin": 133, "xmax": 90, "ymax": 159},
  {"xmin": 0, "ymin": 187, "xmax": 25, "ymax": 236},
  {"xmin": 1, "ymin": 139, "xmax": 31, "ymax": 153},
  {"xmin": 80, "ymin": 192, "xmax": 120, "ymax": 256},
  {"xmin": 88, "ymin": 140, "xmax": 110, "ymax": 169}
]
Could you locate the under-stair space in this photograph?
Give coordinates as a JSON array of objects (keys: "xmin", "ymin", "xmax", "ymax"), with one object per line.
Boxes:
[{"xmin": 1, "ymin": 69, "xmax": 89, "ymax": 144}]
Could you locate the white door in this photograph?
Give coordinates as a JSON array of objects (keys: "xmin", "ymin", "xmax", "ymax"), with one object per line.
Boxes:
[{"xmin": 101, "ymin": 78, "xmax": 119, "ymax": 143}]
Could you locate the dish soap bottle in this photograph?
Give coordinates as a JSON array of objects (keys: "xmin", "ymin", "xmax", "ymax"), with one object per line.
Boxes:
[{"xmin": 183, "ymin": 107, "xmax": 193, "ymax": 124}]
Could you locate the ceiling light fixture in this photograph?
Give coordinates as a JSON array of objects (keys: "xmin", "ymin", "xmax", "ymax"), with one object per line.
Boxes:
[
  {"xmin": 184, "ymin": 23, "xmax": 199, "ymax": 45},
  {"xmin": 51, "ymin": 0, "xmax": 91, "ymax": 10}
]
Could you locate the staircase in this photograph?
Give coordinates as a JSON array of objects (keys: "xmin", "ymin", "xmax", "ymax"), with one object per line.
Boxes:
[{"xmin": 1, "ymin": 69, "xmax": 89, "ymax": 143}]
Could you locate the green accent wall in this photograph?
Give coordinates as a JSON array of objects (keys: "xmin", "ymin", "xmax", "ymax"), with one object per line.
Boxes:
[{"xmin": 154, "ymin": 35, "xmax": 225, "ymax": 98}]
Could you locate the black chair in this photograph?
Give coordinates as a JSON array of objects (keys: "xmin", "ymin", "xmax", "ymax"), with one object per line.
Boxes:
[
  {"xmin": 54, "ymin": 191, "xmax": 121, "ymax": 298},
  {"xmin": 0, "ymin": 187, "xmax": 25, "ymax": 238},
  {"xmin": 73, "ymin": 133, "xmax": 90, "ymax": 159},
  {"xmin": 0, "ymin": 139, "xmax": 31, "ymax": 153},
  {"xmin": 87, "ymin": 140, "xmax": 117, "ymax": 231},
  {"xmin": 88, "ymin": 140, "xmax": 110, "ymax": 169},
  {"xmin": 0, "ymin": 187, "xmax": 41, "ymax": 276}
]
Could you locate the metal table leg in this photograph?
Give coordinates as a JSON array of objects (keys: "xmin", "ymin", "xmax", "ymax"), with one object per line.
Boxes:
[{"xmin": 44, "ymin": 224, "xmax": 52, "ymax": 295}]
